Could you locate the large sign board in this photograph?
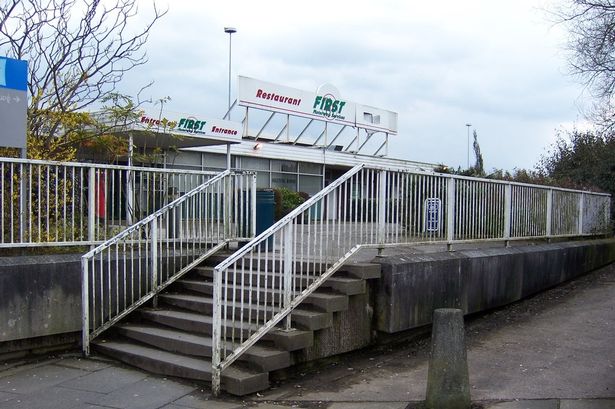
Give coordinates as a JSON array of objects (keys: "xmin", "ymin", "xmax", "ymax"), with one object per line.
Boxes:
[
  {"xmin": 134, "ymin": 109, "xmax": 243, "ymax": 142},
  {"xmin": 0, "ymin": 57, "xmax": 28, "ymax": 149},
  {"xmin": 238, "ymin": 76, "xmax": 397, "ymax": 134}
]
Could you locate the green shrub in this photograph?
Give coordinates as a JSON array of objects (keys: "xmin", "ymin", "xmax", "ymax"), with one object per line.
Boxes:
[{"xmin": 273, "ymin": 187, "xmax": 306, "ymax": 220}]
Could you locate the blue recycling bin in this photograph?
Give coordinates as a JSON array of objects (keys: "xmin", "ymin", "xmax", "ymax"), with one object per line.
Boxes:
[{"xmin": 255, "ymin": 189, "xmax": 275, "ymax": 248}]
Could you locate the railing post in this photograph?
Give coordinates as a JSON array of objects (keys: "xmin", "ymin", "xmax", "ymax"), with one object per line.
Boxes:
[
  {"xmin": 605, "ymin": 197, "xmax": 611, "ymax": 233},
  {"xmin": 377, "ymin": 170, "xmax": 387, "ymax": 246},
  {"xmin": 578, "ymin": 192, "xmax": 584, "ymax": 235},
  {"xmin": 151, "ymin": 219, "xmax": 159, "ymax": 308},
  {"xmin": 283, "ymin": 223, "xmax": 294, "ymax": 330},
  {"xmin": 446, "ymin": 177, "xmax": 455, "ymax": 247},
  {"xmin": 224, "ymin": 174, "xmax": 232, "ymax": 239},
  {"xmin": 503, "ymin": 183, "xmax": 512, "ymax": 245},
  {"xmin": 126, "ymin": 166, "xmax": 134, "ymax": 226},
  {"xmin": 88, "ymin": 168, "xmax": 96, "ymax": 243},
  {"xmin": 211, "ymin": 266, "xmax": 222, "ymax": 396},
  {"xmin": 251, "ymin": 174, "xmax": 257, "ymax": 238},
  {"xmin": 546, "ymin": 189, "xmax": 553, "ymax": 238},
  {"xmin": 18, "ymin": 162, "xmax": 26, "ymax": 243},
  {"xmin": 81, "ymin": 256, "xmax": 90, "ymax": 356}
]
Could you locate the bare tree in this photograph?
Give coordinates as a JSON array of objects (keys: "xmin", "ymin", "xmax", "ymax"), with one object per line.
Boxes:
[
  {"xmin": 0, "ymin": 0, "xmax": 166, "ymax": 154},
  {"xmin": 556, "ymin": 1, "xmax": 615, "ymax": 128}
]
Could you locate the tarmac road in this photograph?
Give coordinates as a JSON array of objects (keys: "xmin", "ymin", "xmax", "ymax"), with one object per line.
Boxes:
[{"xmin": 253, "ymin": 261, "xmax": 615, "ymax": 407}]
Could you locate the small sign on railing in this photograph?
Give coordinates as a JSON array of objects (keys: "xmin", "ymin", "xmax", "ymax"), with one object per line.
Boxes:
[{"xmin": 424, "ymin": 198, "xmax": 442, "ymax": 232}]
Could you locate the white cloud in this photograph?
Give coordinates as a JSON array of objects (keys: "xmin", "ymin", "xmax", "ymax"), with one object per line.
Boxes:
[{"xmin": 121, "ymin": 0, "xmax": 589, "ymax": 171}]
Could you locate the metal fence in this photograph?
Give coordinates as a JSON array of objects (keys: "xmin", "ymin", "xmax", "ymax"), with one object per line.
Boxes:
[
  {"xmin": 81, "ymin": 169, "xmax": 256, "ymax": 354},
  {"xmin": 0, "ymin": 157, "xmax": 219, "ymax": 247},
  {"xmin": 210, "ymin": 165, "xmax": 611, "ymax": 394}
]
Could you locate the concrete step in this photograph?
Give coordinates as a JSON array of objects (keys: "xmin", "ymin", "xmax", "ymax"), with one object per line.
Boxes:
[
  {"xmin": 192, "ymin": 266, "xmax": 365, "ymax": 296},
  {"xmin": 116, "ymin": 323, "xmax": 290, "ymax": 372},
  {"xmin": 139, "ymin": 308, "xmax": 313, "ymax": 351},
  {"xmin": 202, "ymin": 254, "xmax": 328, "ymax": 273},
  {"xmin": 159, "ymin": 293, "xmax": 333, "ymax": 331},
  {"xmin": 92, "ymin": 339, "xmax": 268, "ymax": 396},
  {"xmin": 175, "ymin": 279, "xmax": 349, "ymax": 313},
  {"xmin": 338, "ymin": 263, "xmax": 381, "ymax": 280}
]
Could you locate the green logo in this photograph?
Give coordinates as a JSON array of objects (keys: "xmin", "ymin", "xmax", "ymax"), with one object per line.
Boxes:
[
  {"xmin": 178, "ymin": 118, "xmax": 206, "ymax": 132},
  {"xmin": 313, "ymin": 95, "xmax": 347, "ymax": 120}
]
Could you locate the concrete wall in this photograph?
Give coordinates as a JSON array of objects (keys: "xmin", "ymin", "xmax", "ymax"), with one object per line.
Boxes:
[
  {"xmin": 373, "ymin": 239, "xmax": 615, "ymax": 333},
  {"xmin": 0, "ymin": 254, "xmax": 82, "ymax": 345},
  {"xmin": 1, "ymin": 239, "xmax": 614, "ymax": 357}
]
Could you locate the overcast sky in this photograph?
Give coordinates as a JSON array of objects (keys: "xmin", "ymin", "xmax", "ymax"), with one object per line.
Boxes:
[{"xmin": 122, "ymin": 0, "xmax": 589, "ymax": 172}]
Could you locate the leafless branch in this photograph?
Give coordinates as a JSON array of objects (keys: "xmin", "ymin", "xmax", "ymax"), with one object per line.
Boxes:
[{"xmin": 0, "ymin": 0, "xmax": 167, "ymax": 142}]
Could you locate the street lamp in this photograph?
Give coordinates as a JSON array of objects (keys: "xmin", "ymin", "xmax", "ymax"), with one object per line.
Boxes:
[
  {"xmin": 224, "ymin": 27, "xmax": 237, "ymax": 112},
  {"xmin": 465, "ymin": 123, "xmax": 471, "ymax": 169},
  {"xmin": 224, "ymin": 26, "xmax": 237, "ymax": 170}
]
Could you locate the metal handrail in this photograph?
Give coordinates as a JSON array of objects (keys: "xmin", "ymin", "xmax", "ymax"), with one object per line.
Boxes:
[
  {"xmin": 82, "ymin": 169, "xmax": 257, "ymax": 354},
  {"xmin": 0, "ymin": 157, "xmax": 221, "ymax": 248},
  {"xmin": 83, "ymin": 170, "xmax": 231, "ymax": 258},
  {"xmin": 210, "ymin": 165, "xmax": 611, "ymax": 394},
  {"xmin": 0, "ymin": 156, "xmax": 221, "ymax": 175},
  {"xmin": 214, "ymin": 165, "xmax": 365, "ymax": 271}
]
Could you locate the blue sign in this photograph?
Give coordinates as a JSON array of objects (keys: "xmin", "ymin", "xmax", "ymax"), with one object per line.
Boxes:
[
  {"xmin": 0, "ymin": 56, "xmax": 28, "ymax": 150},
  {"xmin": 0, "ymin": 57, "xmax": 28, "ymax": 91},
  {"xmin": 424, "ymin": 198, "xmax": 442, "ymax": 232}
]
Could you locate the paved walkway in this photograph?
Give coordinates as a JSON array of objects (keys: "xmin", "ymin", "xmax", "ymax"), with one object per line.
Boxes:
[{"xmin": 1, "ymin": 262, "xmax": 614, "ymax": 409}]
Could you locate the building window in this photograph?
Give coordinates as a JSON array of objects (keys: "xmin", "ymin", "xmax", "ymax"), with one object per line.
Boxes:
[
  {"xmin": 271, "ymin": 173, "xmax": 297, "ymax": 190},
  {"xmin": 298, "ymin": 175, "xmax": 322, "ymax": 195},
  {"xmin": 271, "ymin": 160, "xmax": 297, "ymax": 173}
]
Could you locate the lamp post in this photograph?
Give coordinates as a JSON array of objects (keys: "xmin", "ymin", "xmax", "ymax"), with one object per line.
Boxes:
[
  {"xmin": 224, "ymin": 27, "xmax": 236, "ymax": 113},
  {"xmin": 224, "ymin": 26, "xmax": 236, "ymax": 169},
  {"xmin": 465, "ymin": 123, "xmax": 471, "ymax": 169}
]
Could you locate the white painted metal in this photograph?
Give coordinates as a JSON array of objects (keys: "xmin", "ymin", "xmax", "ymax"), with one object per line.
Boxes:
[
  {"xmin": 209, "ymin": 166, "xmax": 610, "ymax": 395},
  {"xmin": 0, "ymin": 158, "xmax": 221, "ymax": 248},
  {"xmin": 81, "ymin": 170, "xmax": 256, "ymax": 355}
]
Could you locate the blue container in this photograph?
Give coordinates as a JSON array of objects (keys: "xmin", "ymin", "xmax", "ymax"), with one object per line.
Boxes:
[{"xmin": 255, "ymin": 189, "xmax": 275, "ymax": 247}]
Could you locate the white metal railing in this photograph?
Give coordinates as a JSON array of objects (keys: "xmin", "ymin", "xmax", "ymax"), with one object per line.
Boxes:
[
  {"xmin": 81, "ymin": 170, "xmax": 256, "ymax": 354},
  {"xmin": 0, "ymin": 157, "xmax": 220, "ymax": 248},
  {"xmin": 210, "ymin": 165, "xmax": 611, "ymax": 394}
]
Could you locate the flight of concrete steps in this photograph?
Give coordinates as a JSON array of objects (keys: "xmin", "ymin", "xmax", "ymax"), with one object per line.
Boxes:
[{"xmin": 92, "ymin": 252, "xmax": 381, "ymax": 396}]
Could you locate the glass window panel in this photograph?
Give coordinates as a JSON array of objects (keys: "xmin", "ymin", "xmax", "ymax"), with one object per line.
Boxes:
[
  {"xmin": 298, "ymin": 162, "xmax": 322, "ymax": 175},
  {"xmin": 256, "ymin": 171, "xmax": 270, "ymax": 189},
  {"xmin": 202, "ymin": 153, "xmax": 226, "ymax": 169},
  {"xmin": 271, "ymin": 172, "xmax": 297, "ymax": 190},
  {"xmin": 271, "ymin": 160, "xmax": 297, "ymax": 173},
  {"xmin": 172, "ymin": 151, "xmax": 202, "ymax": 167},
  {"xmin": 298, "ymin": 175, "xmax": 323, "ymax": 195},
  {"xmin": 242, "ymin": 156, "xmax": 270, "ymax": 171}
]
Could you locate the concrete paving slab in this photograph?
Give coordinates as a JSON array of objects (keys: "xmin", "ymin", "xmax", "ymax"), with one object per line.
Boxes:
[
  {"xmin": 0, "ymin": 358, "xmax": 58, "ymax": 379},
  {"xmin": 170, "ymin": 390, "xmax": 243, "ymax": 409},
  {"xmin": 53, "ymin": 355, "xmax": 114, "ymax": 372},
  {"xmin": 0, "ymin": 391, "xmax": 18, "ymax": 404},
  {"xmin": 560, "ymin": 399, "xmax": 615, "ymax": 408},
  {"xmin": 86, "ymin": 376, "xmax": 196, "ymax": 409},
  {"xmin": 327, "ymin": 402, "xmax": 409, "ymax": 409},
  {"xmin": 59, "ymin": 366, "xmax": 150, "ymax": 394},
  {"xmin": 0, "ymin": 385, "xmax": 105, "ymax": 409},
  {"xmin": 484, "ymin": 400, "xmax": 559, "ymax": 409},
  {"xmin": 0, "ymin": 363, "xmax": 85, "ymax": 394}
]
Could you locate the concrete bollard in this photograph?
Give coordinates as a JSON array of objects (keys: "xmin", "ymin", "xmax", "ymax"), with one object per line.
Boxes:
[{"xmin": 425, "ymin": 308, "xmax": 471, "ymax": 409}]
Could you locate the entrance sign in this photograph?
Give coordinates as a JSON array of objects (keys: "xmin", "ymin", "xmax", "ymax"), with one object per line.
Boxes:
[
  {"xmin": 0, "ymin": 56, "xmax": 28, "ymax": 149},
  {"xmin": 135, "ymin": 109, "xmax": 243, "ymax": 141},
  {"xmin": 238, "ymin": 76, "xmax": 397, "ymax": 134}
]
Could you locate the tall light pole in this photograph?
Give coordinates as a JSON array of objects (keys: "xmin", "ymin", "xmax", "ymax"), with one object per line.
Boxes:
[
  {"xmin": 224, "ymin": 26, "xmax": 236, "ymax": 169},
  {"xmin": 224, "ymin": 27, "xmax": 236, "ymax": 114},
  {"xmin": 465, "ymin": 123, "xmax": 471, "ymax": 169}
]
